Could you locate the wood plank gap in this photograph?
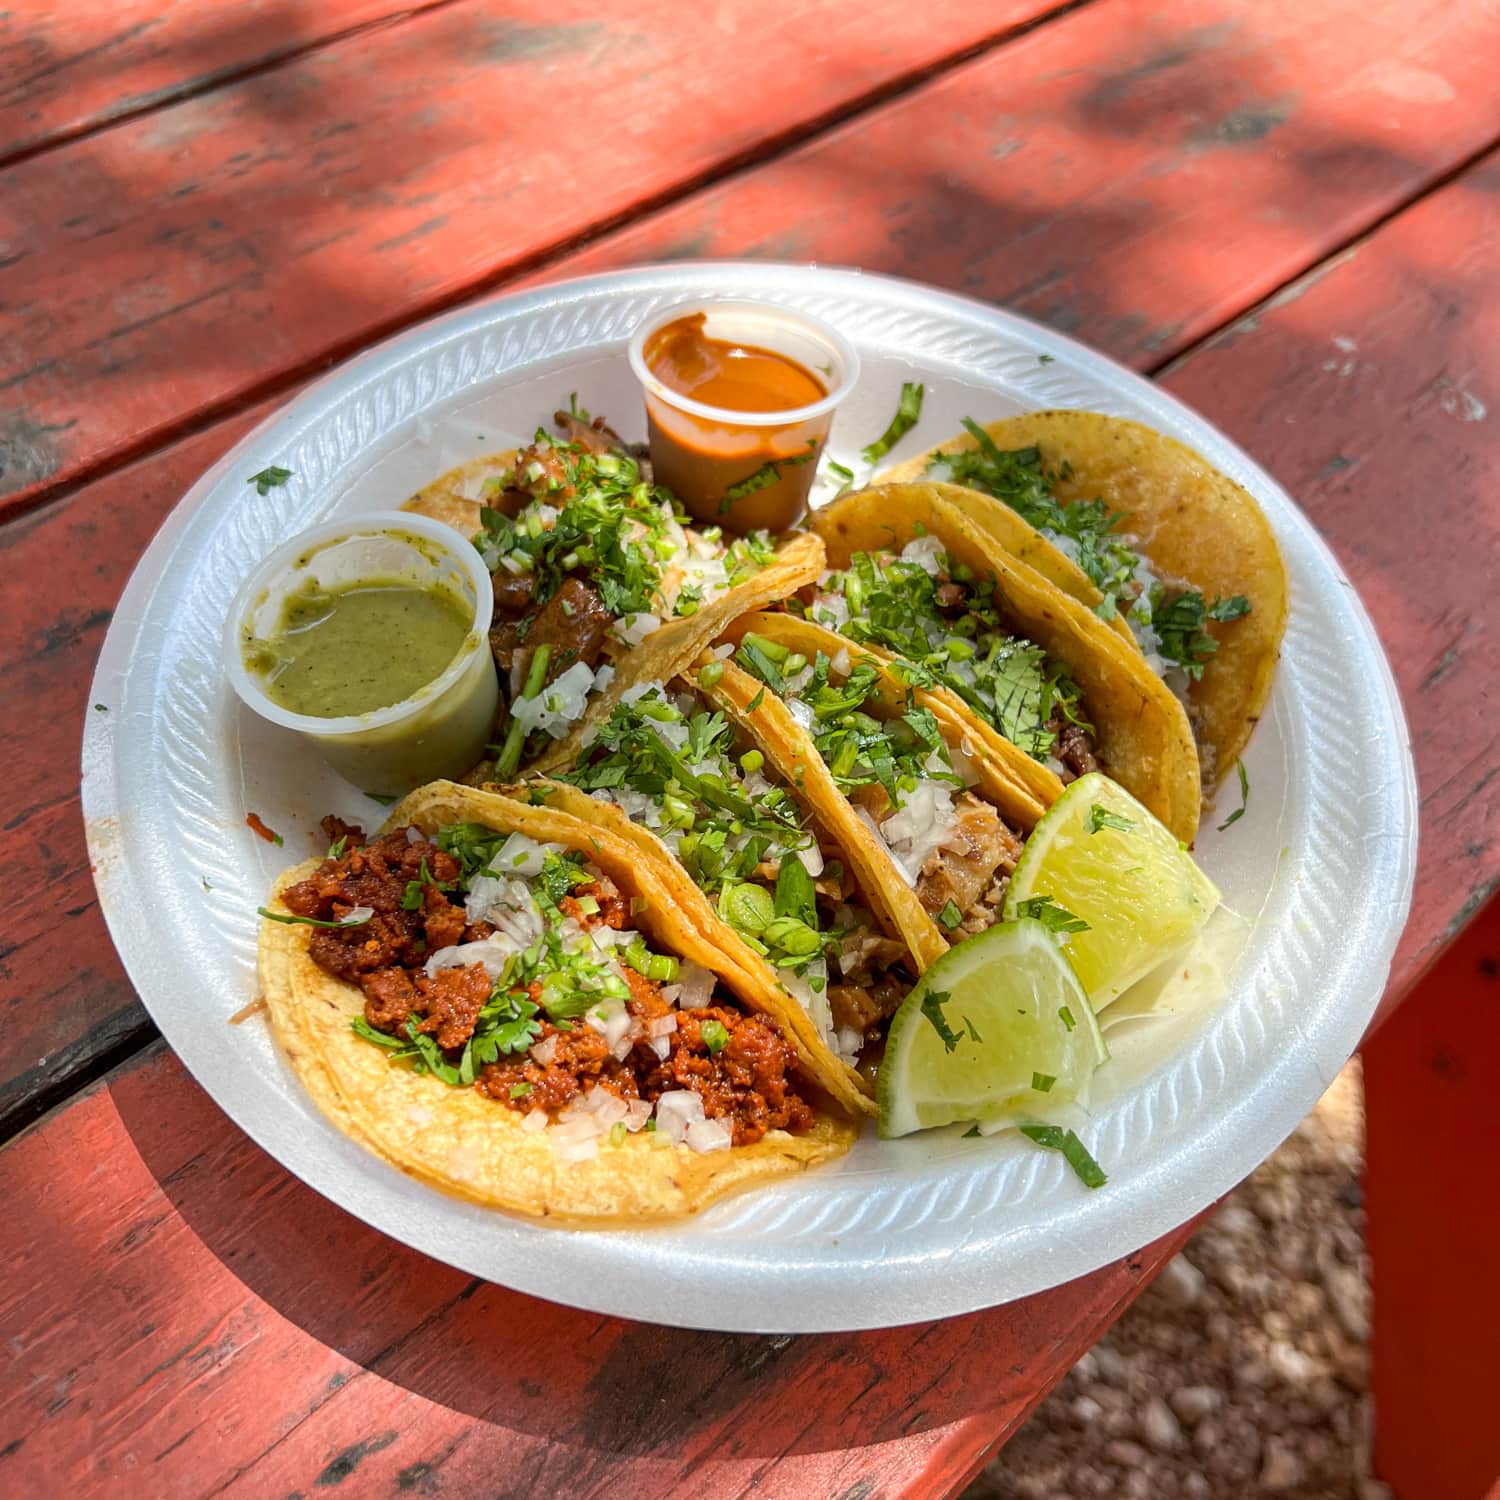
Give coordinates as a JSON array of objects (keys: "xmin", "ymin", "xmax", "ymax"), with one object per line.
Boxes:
[
  {"xmin": 1150, "ymin": 133, "xmax": 1500, "ymax": 382},
  {"xmin": 0, "ymin": 1014, "xmax": 158, "ymax": 1147},
  {"xmin": 0, "ymin": 0, "xmax": 472, "ymax": 175},
  {"xmin": 0, "ymin": 0, "xmax": 1090, "ymax": 529}
]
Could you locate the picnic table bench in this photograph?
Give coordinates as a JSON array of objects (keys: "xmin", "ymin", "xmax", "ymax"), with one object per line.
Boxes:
[{"xmin": 1, "ymin": 0, "xmax": 1495, "ymax": 1494}]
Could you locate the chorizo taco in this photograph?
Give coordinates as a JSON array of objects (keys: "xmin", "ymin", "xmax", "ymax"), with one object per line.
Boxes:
[
  {"xmin": 805, "ymin": 484, "xmax": 1203, "ymax": 843},
  {"xmin": 258, "ymin": 780, "xmax": 852, "ymax": 1224},
  {"xmin": 880, "ymin": 411, "xmax": 1288, "ymax": 789},
  {"xmin": 403, "ymin": 410, "xmax": 825, "ymax": 782}
]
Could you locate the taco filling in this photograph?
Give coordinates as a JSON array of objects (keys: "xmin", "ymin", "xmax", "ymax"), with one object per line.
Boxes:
[
  {"xmin": 471, "ymin": 420, "xmax": 780, "ymax": 775},
  {"xmin": 279, "ymin": 817, "xmax": 818, "ymax": 1154},
  {"xmin": 794, "ymin": 538, "xmax": 1101, "ymax": 782},
  {"xmin": 928, "ymin": 425, "xmax": 1250, "ymax": 692},
  {"xmin": 553, "ymin": 677, "xmax": 917, "ymax": 1066}
]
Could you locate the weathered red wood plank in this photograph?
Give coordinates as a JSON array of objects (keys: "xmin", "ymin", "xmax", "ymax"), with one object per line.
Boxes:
[
  {"xmin": 545, "ymin": 0, "xmax": 1500, "ymax": 368},
  {"xmin": 1363, "ymin": 896, "xmax": 1500, "ymax": 1500},
  {"xmin": 3, "ymin": 77, "xmax": 1496, "ymax": 1144},
  {"xmin": 0, "ymin": 399, "xmax": 280, "ymax": 1133},
  {"xmin": 0, "ymin": 0, "xmax": 462, "ymax": 165},
  {"xmin": 0, "ymin": 0, "xmax": 1068, "ymax": 513},
  {"xmin": 0, "ymin": 1043, "xmax": 1194, "ymax": 1498},
  {"xmin": 1157, "ymin": 150, "xmax": 1500, "ymax": 1003}
]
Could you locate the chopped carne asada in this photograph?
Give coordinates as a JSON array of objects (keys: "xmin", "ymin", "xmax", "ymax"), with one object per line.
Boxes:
[
  {"xmin": 284, "ymin": 819, "xmax": 815, "ymax": 1148},
  {"xmin": 469, "ymin": 414, "xmax": 779, "ymax": 775},
  {"xmin": 733, "ymin": 632, "xmax": 1032, "ymax": 949}
]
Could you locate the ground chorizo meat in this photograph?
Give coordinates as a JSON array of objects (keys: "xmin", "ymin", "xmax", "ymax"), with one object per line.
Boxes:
[
  {"xmin": 295, "ymin": 826, "xmax": 816, "ymax": 1144},
  {"xmin": 413, "ymin": 965, "xmax": 491, "ymax": 1049}
]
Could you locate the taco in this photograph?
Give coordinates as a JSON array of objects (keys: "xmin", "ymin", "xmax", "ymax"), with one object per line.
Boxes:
[
  {"xmin": 403, "ymin": 410, "xmax": 824, "ymax": 781},
  {"xmin": 880, "ymin": 412, "xmax": 1288, "ymax": 788},
  {"xmin": 805, "ymin": 484, "xmax": 1202, "ymax": 843},
  {"xmin": 516, "ymin": 664, "xmax": 935, "ymax": 1113},
  {"xmin": 258, "ymin": 780, "xmax": 852, "ymax": 1223}
]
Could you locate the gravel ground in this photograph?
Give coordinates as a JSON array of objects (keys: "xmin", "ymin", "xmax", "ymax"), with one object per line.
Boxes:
[{"xmin": 965, "ymin": 1061, "xmax": 1388, "ymax": 1500}]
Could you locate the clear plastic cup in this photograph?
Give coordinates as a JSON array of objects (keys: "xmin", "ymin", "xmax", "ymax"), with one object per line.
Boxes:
[
  {"xmin": 628, "ymin": 299, "xmax": 860, "ymax": 532},
  {"xmin": 224, "ymin": 511, "xmax": 497, "ymax": 794}
]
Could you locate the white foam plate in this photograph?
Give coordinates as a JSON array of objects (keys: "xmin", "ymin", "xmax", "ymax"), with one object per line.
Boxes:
[{"xmin": 83, "ymin": 265, "xmax": 1416, "ymax": 1332}]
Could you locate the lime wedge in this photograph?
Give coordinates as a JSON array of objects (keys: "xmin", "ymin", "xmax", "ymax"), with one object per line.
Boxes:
[
  {"xmin": 1002, "ymin": 771, "xmax": 1220, "ymax": 1007},
  {"xmin": 878, "ymin": 918, "xmax": 1107, "ymax": 1138}
]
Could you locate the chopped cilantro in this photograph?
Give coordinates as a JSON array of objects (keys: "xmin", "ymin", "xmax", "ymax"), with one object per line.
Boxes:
[
  {"xmin": 861, "ymin": 382, "xmax": 925, "ymax": 463},
  {"xmin": 822, "ymin": 548, "xmax": 1087, "ymax": 760},
  {"xmin": 1086, "ymin": 804, "xmax": 1134, "ymax": 835},
  {"xmin": 1013, "ymin": 895, "xmax": 1090, "ymax": 935},
  {"xmin": 366, "ymin": 792, "xmax": 399, "ymax": 806},
  {"xmin": 920, "ymin": 989, "xmax": 960, "ymax": 1053},
  {"xmin": 1037, "ymin": 353, "xmax": 1055, "ymax": 365},
  {"xmin": 247, "ymin": 464, "xmax": 292, "ymax": 495},
  {"xmin": 962, "ymin": 1124, "xmax": 982, "ymax": 1138},
  {"xmin": 257, "ymin": 906, "xmax": 371, "ymax": 929},
  {"xmin": 1150, "ymin": 589, "xmax": 1252, "ymax": 680},
  {"xmin": 93, "ymin": 703, "xmax": 107, "ymax": 713},
  {"xmin": 1031, "ymin": 1072, "xmax": 1056, "ymax": 1092},
  {"xmin": 509, "ymin": 1081, "xmax": 534, "ymax": 1099},
  {"xmin": 327, "ymin": 835, "xmax": 348, "ymax": 860},
  {"xmin": 825, "ymin": 458, "xmax": 856, "ymax": 498},
  {"xmin": 746, "ymin": 687, "xmax": 765, "ymax": 713},
  {"xmin": 719, "ymin": 442, "xmax": 817, "ymax": 511},
  {"xmin": 937, "ymin": 900, "xmax": 964, "ymax": 931},
  {"xmin": 1019, "ymin": 1124, "xmax": 1107, "ymax": 1189},
  {"xmin": 1217, "ymin": 760, "xmax": 1250, "ymax": 832}
]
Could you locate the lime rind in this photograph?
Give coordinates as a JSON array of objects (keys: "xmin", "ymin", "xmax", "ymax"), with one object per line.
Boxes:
[
  {"xmin": 1002, "ymin": 771, "xmax": 1220, "ymax": 1008},
  {"xmin": 877, "ymin": 918, "xmax": 1107, "ymax": 1139}
]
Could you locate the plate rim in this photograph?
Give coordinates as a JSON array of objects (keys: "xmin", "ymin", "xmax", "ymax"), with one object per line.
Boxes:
[{"xmin": 81, "ymin": 261, "xmax": 1419, "ymax": 1332}]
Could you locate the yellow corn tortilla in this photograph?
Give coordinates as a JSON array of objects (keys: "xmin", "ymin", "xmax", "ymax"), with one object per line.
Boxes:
[
  {"xmin": 258, "ymin": 780, "xmax": 853, "ymax": 1225},
  {"xmin": 809, "ymin": 483, "xmax": 1202, "ymax": 843},
  {"xmin": 883, "ymin": 412, "xmax": 1289, "ymax": 788}
]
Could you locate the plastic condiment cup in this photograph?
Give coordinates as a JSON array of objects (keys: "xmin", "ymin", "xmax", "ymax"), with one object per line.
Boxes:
[
  {"xmin": 224, "ymin": 511, "xmax": 497, "ymax": 795},
  {"xmin": 628, "ymin": 299, "xmax": 860, "ymax": 532}
]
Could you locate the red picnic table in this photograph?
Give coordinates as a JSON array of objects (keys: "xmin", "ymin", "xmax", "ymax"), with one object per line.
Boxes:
[{"xmin": 1, "ymin": 1, "xmax": 1496, "ymax": 1494}]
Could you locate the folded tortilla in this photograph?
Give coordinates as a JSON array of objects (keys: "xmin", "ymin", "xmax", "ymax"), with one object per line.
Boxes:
[
  {"xmin": 882, "ymin": 412, "xmax": 1288, "ymax": 789},
  {"xmin": 809, "ymin": 483, "xmax": 1203, "ymax": 843},
  {"xmin": 259, "ymin": 781, "xmax": 852, "ymax": 1224}
]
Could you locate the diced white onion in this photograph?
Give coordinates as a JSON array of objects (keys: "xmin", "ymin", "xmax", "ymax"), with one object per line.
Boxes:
[
  {"xmin": 406, "ymin": 826, "xmax": 423, "ymax": 845},
  {"xmin": 669, "ymin": 962, "xmax": 716, "ymax": 1009},
  {"xmin": 425, "ymin": 931, "xmax": 523, "ymax": 980},
  {"xmin": 655, "ymin": 1090, "xmax": 705, "ymax": 1144},
  {"xmin": 831, "ymin": 646, "xmax": 851, "ymax": 677},
  {"xmin": 521, "ymin": 1108, "xmax": 549, "ymax": 1135},
  {"xmin": 900, "ymin": 535, "xmax": 947, "ymax": 575},
  {"xmin": 341, "ymin": 906, "xmax": 375, "ymax": 925},
  {"xmin": 795, "ymin": 842, "xmax": 825, "ymax": 877},
  {"xmin": 686, "ymin": 1118, "xmax": 733, "ymax": 1154},
  {"xmin": 624, "ymin": 1098, "xmax": 654, "ymax": 1132},
  {"xmin": 788, "ymin": 698, "xmax": 815, "ymax": 730},
  {"xmin": 593, "ymin": 664, "xmax": 616, "ymax": 693},
  {"xmin": 647, "ymin": 1014, "xmax": 678, "ymax": 1040},
  {"xmin": 880, "ymin": 780, "xmax": 958, "ymax": 884},
  {"xmin": 553, "ymin": 1134, "xmax": 600, "ymax": 1164},
  {"xmin": 713, "ymin": 641, "xmax": 735, "ymax": 659},
  {"xmin": 509, "ymin": 660, "xmax": 597, "ymax": 740},
  {"xmin": 648, "ymin": 1035, "xmax": 671, "ymax": 1061},
  {"xmin": 530, "ymin": 1036, "xmax": 559, "ymax": 1066},
  {"xmin": 615, "ymin": 612, "xmax": 662, "ymax": 646}
]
